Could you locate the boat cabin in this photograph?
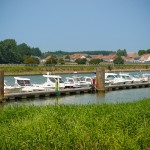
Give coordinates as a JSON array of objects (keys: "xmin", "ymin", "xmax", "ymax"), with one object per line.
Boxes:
[
  {"xmin": 42, "ymin": 74, "xmax": 65, "ymax": 89},
  {"xmin": 14, "ymin": 77, "xmax": 31, "ymax": 86}
]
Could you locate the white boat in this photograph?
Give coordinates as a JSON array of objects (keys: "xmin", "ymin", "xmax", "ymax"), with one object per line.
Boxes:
[
  {"xmin": 64, "ymin": 77, "xmax": 81, "ymax": 88},
  {"xmin": 4, "ymin": 80, "xmax": 21, "ymax": 93},
  {"xmin": 92, "ymin": 75, "xmax": 111, "ymax": 85},
  {"xmin": 119, "ymin": 73, "xmax": 143, "ymax": 83},
  {"xmin": 72, "ymin": 76, "xmax": 92, "ymax": 87},
  {"xmin": 105, "ymin": 73, "xmax": 125, "ymax": 85},
  {"xmin": 14, "ymin": 77, "xmax": 45, "ymax": 92},
  {"xmin": 79, "ymin": 76, "xmax": 93, "ymax": 86},
  {"xmin": 65, "ymin": 76, "xmax": 93, "ymax": 87},
  {"xmin": 41, "ymin": 74, "xmax": 65, "ymax": 89},
  {"xmin": 4, "ymin": 80, "xmax": 15, "ymax": 90},
  {"xmin": 139, "ymin": 73, "xmax": 150, "ymax": 82},
  {"xmin": 119, "ymin": 73, "xmax": 133, "ymax": 84}
]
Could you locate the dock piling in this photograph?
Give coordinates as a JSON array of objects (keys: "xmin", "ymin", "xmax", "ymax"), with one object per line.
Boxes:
[
  {"xmin": 0, "ymin": 70, "xmax": 4, "ymax": 102},
  {"xmin": 96, "ymin": 68, "xmax": 105, "ymax": 93}
]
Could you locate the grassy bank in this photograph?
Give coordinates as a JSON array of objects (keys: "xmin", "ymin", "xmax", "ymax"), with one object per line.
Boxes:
[
  {"xmin": 0, "ymin": 99, "xmax": 150, "ymax": 149},
  {"xmin": 0, "ymin": 64, "xmax": 150, "ymax": 75}
]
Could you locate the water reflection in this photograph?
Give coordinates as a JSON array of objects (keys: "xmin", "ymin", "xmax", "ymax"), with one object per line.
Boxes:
[
  {"xmin": 1, "ymin": 88, "xmax": 150, "ymax": 108},
  {"xmin": 96, "ymin": 92, "xmax": 105, "ymax": 104}
]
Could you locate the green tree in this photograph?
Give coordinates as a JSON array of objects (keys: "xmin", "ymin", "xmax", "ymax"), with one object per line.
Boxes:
[
  {"xmin": 58, "ymin": 58, "xmax": 65, "ymax": 64},
  {"xmin": 89, "ymin": 58, "xmax": 103, "ymax": 64},
  {"xmin": 0, "ymin": 39, "xmax": 42, "ymax": 64},
  {"xmin": 30, "ymin": 47, "xmax": 42, "ymax": 57},
  {"xmin": 138, "ymin": 49, "xmax": 150, "ymax": 55},
  {"xmin": 17, "ymin": 43, "xmax": 31, "ymax": 56},
  {"xmin": 24, "ymin": 56, "xmax": 39, "ymax": 64},
  {"xmin": 147, "ymin": 49, "xmax": 150, "ymax": 54},
  {"xmin": 75, "ymin": 58, "xmax": 87, "ymax": 64},
  {"xmin": 65, "ymin": 55, "xmax": 70, "ymax": 59},
  {"xmin": 45, "ymin": 55, "xmax": 58, "ymax": 64},
  {"xmin": 0, "ymin": 39, "xmax": 22, "ymax": 64},
  {"xmin": 138, "ymin": 50, "xmax": 146, "ymax": 56},
  {"xmin": 116, "ymin": 49, "xmax": 127, "ymax": 56},
  {"xmin": 113, "ymin": 56, "xmax": 124, "ymax": 64},
  {"xmin": 108, "ymin": 65, "xmax": 113, "ymax": 71}
]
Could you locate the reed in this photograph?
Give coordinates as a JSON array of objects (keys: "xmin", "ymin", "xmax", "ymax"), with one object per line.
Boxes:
[{"xmin": 0, "ymin": 99, "xmax": 150, "ymax": 149}]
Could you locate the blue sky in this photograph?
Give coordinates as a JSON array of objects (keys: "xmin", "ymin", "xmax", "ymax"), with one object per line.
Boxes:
[{"xmin": 0, "ymin": 0, "xmax": 150, "ymax": 52}]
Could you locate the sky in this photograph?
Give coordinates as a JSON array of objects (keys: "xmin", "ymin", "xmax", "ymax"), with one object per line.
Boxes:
[{"xmin": 0, "ymin": 0, "xmax": 150, "ymax": 53}]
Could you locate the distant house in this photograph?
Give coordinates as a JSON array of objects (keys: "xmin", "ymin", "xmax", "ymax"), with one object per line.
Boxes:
[
  {"xmin": 40, "ymin": 56, "xmax": 52, "ymax": 64},
  {"xmin": 125, "ymin": 53, "xmax": 140, "ymax": 62},
  {"xmin": 102, "ymin": 54, "xmax": 118, "ymax": 62},
  {"xmin": 139, "ymin": 54, "xmax": 150, "ymax": 62},
  {"xmin": 89, "ymin": 54, "xmax": 117, "ymax": 62},
  {"xmin": 70, "ymin": 54, "xmax": 88, "ymax": 62},
  {"xmin": 90, "ymin": 55, "xmax": 103, "ymax": 59}
]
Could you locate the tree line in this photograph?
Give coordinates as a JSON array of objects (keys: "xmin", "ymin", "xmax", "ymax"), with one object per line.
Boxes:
[
  {"xmin": 0, "ymin": 39, "xmax": 116, "ymax": 64},
  {"xmin": 0, "ymin": 39, "xmax": 42, "ymax": 64},
  {"xmin": 138, "ymin": 49, "xmax": 150, "ymax": 55},
  {"xmin": 43, "ymin": 50, "xmax": 115, "ymax": 58},
  {"xmin": 0, "ymin": 39, "xmax": 149, "ymax": 65}
]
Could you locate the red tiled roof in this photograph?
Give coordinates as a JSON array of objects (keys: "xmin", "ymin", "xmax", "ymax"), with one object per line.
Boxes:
[
  {"xmin": 127, "ymin": 53, "xmax": 139, "ymax": 58},
  {"xmin": 45, "ymin": 56, "xmax": 52, "ymax": 59},
  {"xmin": 141, "ymin": 54, "xmax": 150, "ymax": 58},
  {"xmin": 90, "ymin": 55, "xmax": 103, "ymax": 59},
  {"xmin": 140, "ymin": 54, "xmax": 150, "ymax": 60},
  {"xmin": 70, "ymin": 54, "xmax": 88, "ymax": 59},
  {"xmin": 102, "ymin": 54, "xmax": 118, "ymax": 59}
]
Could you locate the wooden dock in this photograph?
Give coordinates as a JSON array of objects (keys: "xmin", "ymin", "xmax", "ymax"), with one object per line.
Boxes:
[
  {"xmin": 3, "ymin": 82, "xmax": 150, "ymax": 101},
  {"xmin": 4, "ymin": 87, "xmax": 93, "ymax": 101},
  {"xmin": 105, "ymin": 82, "xmax": 150, "ymax": 91}
]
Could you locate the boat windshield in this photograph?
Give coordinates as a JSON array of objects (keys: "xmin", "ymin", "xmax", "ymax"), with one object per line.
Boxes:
[
  {"xmin": 86, "ymin": 78, "xmax": 91, "ymax": 82},
  {"xmin": 143, "ymin": 74, "xmax": 150, "ymax": 77},
  {"xmin": 17, "ymin": 80, "xmax": 31, "ymax": 86},
  {"xmin": 114, "ymin": 75, "xmax": 120, "ymax": 78},
  {"xmin": 121, "ymin": 76, "xmax": 131, "ymax": 80},
  {"xmin": 49, "ymin": 77, "xmax": 56, "ymax": 83},
  {"xmin": 68, "ymin": 79, "xmax": 74, "ymax": 83},
  {"xmin": 4, "ymin": 81, "xmax": 11, "ymax": 86},
  {"xmin": 49, "ymin": 77, "xmax": 64, "ymax": 83},
  {"xmin": 74, "ymin": 78, "xmax": 79, "ymax": 82},
  {"xmin": 107, "ymin": 75, "xmax": 119, "ymax": 79},
  {"xmin": 80, "ymin": 77, "xmax": 85, "ymax": 81},
  {"xmin": 57, "ymin": 78, "xmax": 64, "ymax": 83}
]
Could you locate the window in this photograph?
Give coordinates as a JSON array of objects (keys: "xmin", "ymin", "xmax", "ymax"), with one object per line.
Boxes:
[
  {"xmin": 59, "ymin": 78, "xmax": 64, "ymax": 83},
  {"xmin": 107, "ymin": 75, "xmax": 115, "ymax": 79},
  {"xmin": 17, "ymin": 80, "xmax": 25, "ymax": 86},
  {"xmin": 49, "ymin": 78, "xmax": 56, "ymax": 83}
]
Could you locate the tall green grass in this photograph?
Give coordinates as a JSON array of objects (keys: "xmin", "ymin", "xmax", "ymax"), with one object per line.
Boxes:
[
  {"xmin": 0, "ymin": 99, "xmax": 150, "ymax": 149},
  {"xmin": 1, "ymin": 64, "xmax": 150, "ymax": 75}
]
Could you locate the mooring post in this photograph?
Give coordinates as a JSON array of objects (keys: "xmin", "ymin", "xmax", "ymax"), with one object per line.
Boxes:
[
  {"xmin": 96, "ymin": 68, "xmax": 105, "ymax": 93},
  {"xmin": 55, "ymin": 77, "xmax": 60, "ymax": 96},
  {"xmin": 0, "ymin": 70, "xmax": 4, "ymax": 102}
]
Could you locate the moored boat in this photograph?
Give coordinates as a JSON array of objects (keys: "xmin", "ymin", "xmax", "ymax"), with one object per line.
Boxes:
[
  {"xmin": 105, "ymin": 73, "xmax": 125, "ymax": 85},
  {"xmin": 14, "ymin": 77, "xmax": 45, "ymax": 92},
  {"xmin": 4, "ymin": 80, "xmax": 21, "ymax": 93},
  {"xmin": 41, "ymin": 74, "xmax": 65, "ymax": 89},
  {"xmin": 64, "ymin": 77, "xmax": 81, "ymax": 88}
]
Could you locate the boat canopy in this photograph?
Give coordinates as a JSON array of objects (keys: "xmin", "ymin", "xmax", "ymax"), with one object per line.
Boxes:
[{"xmin": 43, "ymin": 75, "xmax": 62, "ymax": 78}]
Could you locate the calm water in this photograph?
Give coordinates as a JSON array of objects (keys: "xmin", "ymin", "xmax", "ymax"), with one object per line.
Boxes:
[{"xmin": 2, "ymin": 72, "xmax": 150, "ymax": 107}]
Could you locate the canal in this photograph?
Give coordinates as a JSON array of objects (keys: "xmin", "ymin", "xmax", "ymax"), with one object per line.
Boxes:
[{"xmin": 2, "ymin": 72, "xmax": 150, "ymax": 107}]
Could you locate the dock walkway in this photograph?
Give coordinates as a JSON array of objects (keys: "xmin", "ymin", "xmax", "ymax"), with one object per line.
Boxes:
[{"xmin": 4, "ymin": 82, "xmax": 150, "ymax": 101}]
